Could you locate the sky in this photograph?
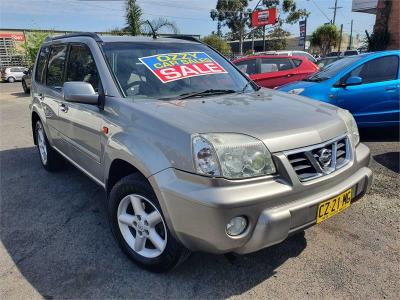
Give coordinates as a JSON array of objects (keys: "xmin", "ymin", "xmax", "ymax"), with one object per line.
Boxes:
[{"xmin": 0, "ymin": 0, "xmax": 376, "ymax": 39}]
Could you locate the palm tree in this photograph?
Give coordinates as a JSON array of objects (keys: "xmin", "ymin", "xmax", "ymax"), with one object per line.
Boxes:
[
  {"xmin": 141, "ymin": 18, "xmax": 179, "ymax": 35},
  {"xmin": 126, "ymin": 0, "xmax": 142, "ymax": 36},
  {"xmin": 125, "ymin": 0, "xmax": 179, "ymax": 36}
]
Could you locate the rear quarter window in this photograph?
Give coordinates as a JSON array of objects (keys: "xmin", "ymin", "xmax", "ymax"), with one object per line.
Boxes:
[{"xmin": 292, "ymin": 59, "xmax": 302, "ymax": 67}]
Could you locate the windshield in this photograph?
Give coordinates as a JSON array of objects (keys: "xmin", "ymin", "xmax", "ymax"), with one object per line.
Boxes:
[
  {"xmin": 304, "ymin": 55, "xmax": 363, "ymax": 82},
  {"xmin": 102, "ymin": 42, "xmax": 254, "ymax": 100}
]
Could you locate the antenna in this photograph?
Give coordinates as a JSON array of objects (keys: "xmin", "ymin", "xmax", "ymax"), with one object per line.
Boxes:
[{"xmin": 146, "ymin": 20, "xmax": 157, "ymax": 39}]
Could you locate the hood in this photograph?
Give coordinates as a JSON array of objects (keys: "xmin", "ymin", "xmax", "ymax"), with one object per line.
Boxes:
[
  {"xmin": 134, "ymin": 88, "xmax": 346, "ymax": 152},
  {"xmin": 277, "ymin": 80, "xmax": 321, "ymax": 92}
]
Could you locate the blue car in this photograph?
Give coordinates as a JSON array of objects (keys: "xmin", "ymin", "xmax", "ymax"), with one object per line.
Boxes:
[{"xmin": 278, "ymin": 51, "xmax": 400, "ymax": 127}]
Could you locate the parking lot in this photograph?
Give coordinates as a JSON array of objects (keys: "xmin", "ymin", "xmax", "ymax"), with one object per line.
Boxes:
[{"xmin": 0, "ymin": 82, "xmax": 399, "ymax": 299}]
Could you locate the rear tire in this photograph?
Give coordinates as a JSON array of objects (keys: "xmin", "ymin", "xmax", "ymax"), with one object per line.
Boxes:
[
  {"xmin": 108, "ymin": 173, "xmax": 189, "ymax": 272},
  {"xmin": 35, "ymin": 120, "xmax": 64, "ymax": 171},
  {"xmin": 8, "ymin": 77, "xmax": 15, "ymax": 83},
  {"xmin": 22, "ymin": 80, "xmax": 29, "ymax": 93}
]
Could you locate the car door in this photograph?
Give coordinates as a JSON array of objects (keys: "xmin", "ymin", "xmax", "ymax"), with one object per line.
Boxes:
[
  {"xmin": 251, "ymin": 57, "xmax": 295, "ymax": 88},
  {"xmin": 40, "ymin": 44, "xmax": 70, "ymax": 153},
  {"xmin": 57, "ymin": 43, "xmax": 103, "ymax": 180},
  {"xmin": 335, "ymin": 55, "xmax": 400, "ymax": 126}
]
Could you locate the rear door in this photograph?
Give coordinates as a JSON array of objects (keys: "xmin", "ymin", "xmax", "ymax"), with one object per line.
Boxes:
[
  {"xmin": 336, "ymin": 55, "xmax": 400, "ymax": 126},
  {"xmin": 39, "ymin": 44, "xmax": 70, "ymax": 153},
  {"xmin": 251, "ymin": 57, "xmax": 296, "ymax": 88}
]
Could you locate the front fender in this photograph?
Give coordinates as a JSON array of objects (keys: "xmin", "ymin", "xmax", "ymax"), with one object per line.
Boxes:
[{"xmin": 103, "ymin": 131, "xmax": 173, "ymax": 181}]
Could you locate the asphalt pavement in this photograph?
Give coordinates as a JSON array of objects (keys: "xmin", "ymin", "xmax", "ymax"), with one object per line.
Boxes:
[{"xmin": 0, "ymin": 82, "xmax": 399, "ymax": 299}]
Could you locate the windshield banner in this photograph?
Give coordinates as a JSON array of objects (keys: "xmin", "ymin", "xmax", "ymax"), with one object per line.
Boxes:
[{"xmin": 139, "ymin": 52, "xmax": 227, "ymax": 83}]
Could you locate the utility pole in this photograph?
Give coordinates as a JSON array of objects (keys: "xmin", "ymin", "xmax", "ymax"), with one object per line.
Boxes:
[
  {"xmin": 329, "ymin": 0, "xmax": 343, "ymax": 25},
  {"xmin": 348, "ymin": 19, "xmax": 353, "ymax": 49},
  {"xmin": 263, "ymin": 25, "xmax": 266, "ymax": 51},
  {"xmin": 338, "ymin": 24, "xmax": 343, "ymax": 52}
]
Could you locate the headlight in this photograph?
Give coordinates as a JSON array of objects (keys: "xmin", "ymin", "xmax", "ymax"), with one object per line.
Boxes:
[
  {"xmin": 192, "ymin": 133, "xmax": 276, "ymax": 179},
  {"xmin": 287, "ymin": 88, "xmax": 304, "ymax": 95},
  {"xmin": 338, "ymin": 109, "xmax": 360, "ymax": 146}
]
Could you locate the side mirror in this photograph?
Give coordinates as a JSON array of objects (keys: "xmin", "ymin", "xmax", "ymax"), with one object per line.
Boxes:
[
  {"xmin": 23, "ymin": 70, "xmax": 28, "ymax": 75},
  {"xmin": 63, "ymin": 82, "xmax": 98, "ymax": 104},
  {"xmin": 345, "ymin": 76, "xmax": 362, "ymax": 86}
]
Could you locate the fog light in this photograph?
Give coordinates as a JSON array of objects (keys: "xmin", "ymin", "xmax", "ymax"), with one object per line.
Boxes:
[{"xmin": 226, "ymin": 216, "xmax": 247, "ymax": 236}]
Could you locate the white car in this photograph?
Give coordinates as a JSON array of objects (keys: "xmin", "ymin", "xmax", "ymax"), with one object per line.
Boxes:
[{"xmin": 1, "ymin": 66, "xmax": 27, "ymax": 83}]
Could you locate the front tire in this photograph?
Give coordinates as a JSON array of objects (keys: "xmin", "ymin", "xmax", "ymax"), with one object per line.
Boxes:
[
  {"xmin": 108, "ymin": 173, "xmax": 189, "ymax": 272},
  {"xmin": 8, "ymin": 77, "xmax": 15, "ymax": 83},
  {"xmin": 35, "ymin": 121, "xmax": 64, "ymax": 171}
]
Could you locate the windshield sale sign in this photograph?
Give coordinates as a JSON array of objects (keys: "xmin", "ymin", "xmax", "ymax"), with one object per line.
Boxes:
[{"xmin": 139, "ymin": 52, "xmax": 227, "ymax": 83}]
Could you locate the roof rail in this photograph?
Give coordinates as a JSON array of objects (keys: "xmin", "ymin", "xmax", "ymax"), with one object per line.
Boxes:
[
  {"xmin": 164, "ymin": 35, "xmax": 201, "ymax": 43},
  {"xmin": 44, "ymin": 32, "xmax": 102, "ymax": 43}
]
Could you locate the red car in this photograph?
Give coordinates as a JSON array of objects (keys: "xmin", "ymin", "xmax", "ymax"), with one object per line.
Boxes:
[{"xmin": 233, "ymin": 55, "xmax": 319, "ymax": 89}]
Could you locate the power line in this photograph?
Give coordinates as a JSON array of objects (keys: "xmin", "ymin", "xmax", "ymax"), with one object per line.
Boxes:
[{"xmin": 308, "ymin": 0, "xmax": 331, "ymax": 22}]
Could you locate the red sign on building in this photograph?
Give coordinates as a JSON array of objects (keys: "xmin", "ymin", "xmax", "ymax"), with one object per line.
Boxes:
[
  {"xmin": 0, "ymin": 33, "xmax": 25, "ymax": 42},
  {"xmin": 251, "ymin": 8, "xmax": 278, "ymax": 27}
]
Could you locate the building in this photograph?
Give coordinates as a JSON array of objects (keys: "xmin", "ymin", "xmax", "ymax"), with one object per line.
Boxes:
[{"xmin": 352, "ymin": 0, "xmax": 400, "ymax": 50}]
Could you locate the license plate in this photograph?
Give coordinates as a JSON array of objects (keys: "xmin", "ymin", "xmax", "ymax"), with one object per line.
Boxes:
[{"xmin": 316, "ymin": 189, "xmax": 352, "ymax": 224}]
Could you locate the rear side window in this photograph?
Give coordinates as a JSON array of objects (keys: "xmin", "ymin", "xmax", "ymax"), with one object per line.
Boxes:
[
  {"xmin": 260, "ymin": 58, "xmax": 293, "ymax": 73},
  {"xmin": 66, "ymin": 44, "xmax": 100, "ymax": 91},
  {"xmin": 344, "ymin": 55, "xmax": 399, "ymax": 84},
  {"xmin": 292, "ymin": 59, "xmax": 302, "ymax": 67},
  {"xmin": 35, "ymin": 47, "xmax": 49, "ymax": 84},
  {"xmin": 10, "ymin": 68, "xmax": 19, "ymax": 72},
  {"xmin": 46, "ymin": 45, "xmax": 67, "ymax": 89},
  {"xmin": 234, "ymin": 59, "xmax": 256, "ymax": 75}
]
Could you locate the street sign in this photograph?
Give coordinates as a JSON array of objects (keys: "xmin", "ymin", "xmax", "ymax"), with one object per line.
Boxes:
[
  {"xmin": 298, "ymin": 19, "xmax": 307, "ymax": 47},
  {"xmin": 251, "ymin": 8, "xmax": 278, "ymax": 27}
]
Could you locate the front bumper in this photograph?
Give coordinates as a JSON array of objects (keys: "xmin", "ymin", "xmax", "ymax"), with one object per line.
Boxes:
[{"xmin": 149, "ymin": 142, "xmax": 372, "ymax": 254}]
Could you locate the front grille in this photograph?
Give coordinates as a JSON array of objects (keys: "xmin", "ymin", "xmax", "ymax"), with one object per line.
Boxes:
[{"xmin": 285, "ymin": 135, "xmax": 351, "ymax": 182}]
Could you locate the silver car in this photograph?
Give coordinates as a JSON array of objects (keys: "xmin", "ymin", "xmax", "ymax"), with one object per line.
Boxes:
[
  {"xmin": 1, "ymin": 66, "xmax": 27, "ymax": 82},
  {"xmin": 30, "ymin": 33, "xmax": 373, "ymax": 272}
]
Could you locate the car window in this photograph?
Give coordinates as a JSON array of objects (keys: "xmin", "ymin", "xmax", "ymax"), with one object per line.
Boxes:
[
  {"xmin": 10, "ymin": 68, "xmax": 18, "ymax": 72},
  {"xmin": 46, "ymin": 45, "xmax": 67, "ymax": 89},
  {"xmin": 35, "ymin": 47, "xmax": 49, "ymax": 84},
  {"xmin": 292, "ymin": 59, "xmax": 302, "ymax": 67},
  {"xmin": 234, "ymin": 59, "xmax": 257, "ymax": 75},
  {"xmin": 66, "ymin": 44, "xmax": 100, "ymax": 92},
  {"xmin": 343, "ymin": 55, "xmax": 399, "ymax": 84},
  {"xmin": 260, "ymin": 58, "xmax": 293, "ymax": 73}
]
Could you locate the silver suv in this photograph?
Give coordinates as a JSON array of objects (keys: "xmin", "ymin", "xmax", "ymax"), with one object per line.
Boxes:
[{"xmin": 30, "ymin": 33, "xmax": 372, "ymax": 272}]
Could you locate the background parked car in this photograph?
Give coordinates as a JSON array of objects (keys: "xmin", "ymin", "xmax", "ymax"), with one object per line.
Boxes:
[
  {"xmin": 255, "ymin": 50, "xmax": 317, "ymax": 63},
  {"xmin": 316, "ymin": 56, "xmax": 342, "ymax": 69},
  {"xmin": 277, "ymin": 50, "xmax": 400, "ymax": 128},
  {"xmin": 1, "ymin": 66, "xmax": 28, "ymax": 83},
  {"xmin": 233, "ymin": 55, "xmax": 319, "ymax": 89},
  {"xmin": 343, "ymin": 49, "xmax": 359, "ymax": 56},
  {"xmin": 22, "ymin": 67, "xmax": 32, "ymax": 93}
]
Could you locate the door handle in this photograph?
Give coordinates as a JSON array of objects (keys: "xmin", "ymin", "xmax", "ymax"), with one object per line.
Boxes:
[
  {"xmin": 60, "ymin": 103, "xmax": 68, "ymax": 113},
  {"xmin": 385, "ymin": 86, "xmax": 397, "ymax": 91}
]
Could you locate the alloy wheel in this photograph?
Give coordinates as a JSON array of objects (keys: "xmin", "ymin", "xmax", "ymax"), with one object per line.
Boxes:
[{"xmin": 117, "ymin": 194, "xmax": 167, "ymax": 258}]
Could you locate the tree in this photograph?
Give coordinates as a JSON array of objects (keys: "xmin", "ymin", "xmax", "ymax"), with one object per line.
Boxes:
[
  {"xmin": 201, "ymin": 35, "xmax": 232, "ymax": 56},
  {"xmin": 210, "ymin": 0, "xmax": 252, "ymax": 55},
  {"xmin": 142, "ymin": 18, "xmax": 179, "ymax": 35},
  {"xmin": 126, "ymin": 0, "xmax": 142, "ymax": 36},
  {"xmin": 310, "ymin": 24, "xmax": 340, "ymax": 56},
  {"xmin": 23, "ymin": 31, "xmax": 52, "ymax": 65},
  {"xmin": 124, "ymin": 1, "xmax": 179, "ymax": 36}
]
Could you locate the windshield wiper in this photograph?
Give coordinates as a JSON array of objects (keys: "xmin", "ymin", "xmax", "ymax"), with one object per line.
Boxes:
[
  {"xmin": 303, "ymin": 76, "xmax": 330, "ymax": 82},
  {"xmin": 174, "ymin": 89, "xmax": 237, "ymax": 100}
]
